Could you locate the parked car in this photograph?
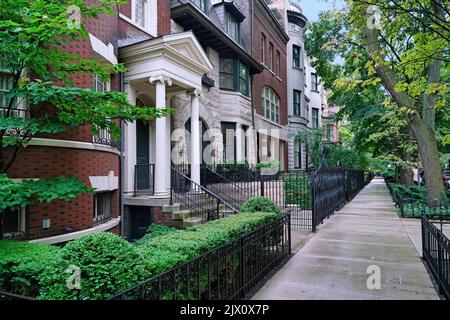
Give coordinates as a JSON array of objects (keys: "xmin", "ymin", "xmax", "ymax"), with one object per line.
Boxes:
[{"xmin": 444, "ymin": 171, "xmax": 450, "ymax": 188}]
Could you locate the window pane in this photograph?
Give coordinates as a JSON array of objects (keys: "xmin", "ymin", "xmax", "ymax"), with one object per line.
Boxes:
[
  {"xmin": 219, "ymin": 58, "xmax": 235, "ymax": 90},
  {"xmin": 135, "ymin": 0, "xmax": 146, "ymax": 27}
]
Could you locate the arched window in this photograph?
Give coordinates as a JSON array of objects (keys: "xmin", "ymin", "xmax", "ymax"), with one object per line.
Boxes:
[{"xmin": 261, "ymin": 86, "xmax": 280, "ymax": 123}]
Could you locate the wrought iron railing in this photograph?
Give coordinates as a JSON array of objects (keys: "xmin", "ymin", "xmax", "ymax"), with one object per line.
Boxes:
[
  {"xmin": 201, "ymin": 165, "xmax": 251, "ymax": 212},
  {"xmin": 92, "ymin": 124, "xmax": 119, "ymax": 149},
  {"xmin": 344, "ymin": 169, "xmax": 365, "ymax": 201},
  {"xmin": 110, "ymin": 214, "xmax": 291, "ymax": 300},
  {"xmin": 0, "ymin": 107, "xmax": 29, "ymax": 119},
  {"xmin": 311, "ymin": 167, "xmax": 346, "ymax": 231},
  {"xmin": 171, "ymin": 166, "xmax": 235, "ymax": 222},
  {"xmin": 134, "ymin": 164, "xmax": 155, "ymax": 196},
  {"xmin": 422, "ymin": 216, "xmax": 450, "ymax": 299},
  {"xmin": 204, "ymin": 165, "xmax": 313, "ymax": 230}
]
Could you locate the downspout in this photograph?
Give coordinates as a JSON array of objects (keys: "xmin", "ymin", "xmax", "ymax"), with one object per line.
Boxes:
[{"xmin": 119, "ymin": 71, "xmax": 125, "ymax": 238}]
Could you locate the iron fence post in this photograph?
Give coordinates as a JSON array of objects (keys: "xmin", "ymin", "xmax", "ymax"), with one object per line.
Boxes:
[
  {"xmin": 260, "ymin": 174, "xmax": 265, "ymax": 197},
  {"xmin": 239, "ymin": 236, "xmax": 246, "ymax": 298},
  {"xmin": 437, "ymin": 231, "xmax": 444, "ymax": 296},
  {"xmin": 288, "ymin": 213, "xmax": 292, "ymax": 255},
  {"xmin": 310, "ymin": 171, "xmax": 316, "ymax": 232}
]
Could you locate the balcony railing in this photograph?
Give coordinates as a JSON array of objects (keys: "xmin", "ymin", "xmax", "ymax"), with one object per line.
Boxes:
[
  {"xmin": 134, "ymin": 164, "xmax": 155, "ymax": 196},
  {"xmin": 92, "ymin": 128, "xmax": 119, "ymax": 149}
]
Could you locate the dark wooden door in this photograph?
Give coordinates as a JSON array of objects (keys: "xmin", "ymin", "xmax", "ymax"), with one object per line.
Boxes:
[{"xmin": 136, "ymin": 120, "xmax": 150, "ymax": 190}]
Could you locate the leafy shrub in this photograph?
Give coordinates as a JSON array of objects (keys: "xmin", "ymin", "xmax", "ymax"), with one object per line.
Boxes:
[
  {"xmin": 39, "ymin": 232, "xmax": 148, "ymax": 300},
  {"xmin": 240, "ymin": 197, "xmax": 281, "ymax": 215},
  {"xmin": 1, "ymin": 213, "xmax": 279, "ymax": 299},
  {"xmin": 396, "ymin": 201, "xmax": 450, "ymax": 218},
  {"xmin": 391, "ymin": 184, "xmax": 427, "ymax": 202},
  {"xmin": 134, "ymin": 224, "xmax": 177, "ymax": 245},
  {"xmin": 136, "ymin": 212, "xmax": 279, "ymax": 275},
  {"xmin": 0, "ymin": 241, "xmax": 61, "ymax": 297}
]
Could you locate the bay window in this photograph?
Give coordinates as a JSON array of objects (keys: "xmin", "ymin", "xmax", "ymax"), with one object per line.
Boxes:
[{"xmin": 219, "ymin": 58, "xmax": 250, "ymax": 96}]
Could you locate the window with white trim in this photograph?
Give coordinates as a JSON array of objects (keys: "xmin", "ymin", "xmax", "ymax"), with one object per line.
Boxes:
[
  {"xmin": 2, "ymin": 208, "xmax": 26, "ymax": 238},
  {"xmin": 94, "ymin": 192, "xmax": 113, "ymax": 224},
  {"xmin": 269, "ymin": 42, "xmax": 274, "ymax": 71},
  {"xmin": 276, "ymin": 50, "xmax": 280, "ymax": 76},
  {"xmin": 92, "ymin": 74, "xmax": 114, "ymax": 146},
  {"xmin": 134, "ymin": 0, "xmax": 146, "ymax": 28},
  {"xmin": 262, "ymin": 86, "xmax": 280, "ymax": 123},
  {"xmin": 260, "ymin": 33, "xmax": 266, "ymax": 64},
  {"xmin": 0, "ymin": 62, "xmax": 25, "ymax": 119}
]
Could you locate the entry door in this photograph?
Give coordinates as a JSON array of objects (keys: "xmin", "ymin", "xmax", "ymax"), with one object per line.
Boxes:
[
  {"xmin": 136, "ymin": 120, "xmax": 150, "ymax": 190},
  {"xmin": 129, "ymin": 206, "xmax": 152, "ymax": 241}
]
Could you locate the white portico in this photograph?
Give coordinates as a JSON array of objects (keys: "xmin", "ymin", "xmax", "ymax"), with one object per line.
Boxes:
[{"xmin": 119, "ymin": 32, "xmax": 213, "ymax": 198}]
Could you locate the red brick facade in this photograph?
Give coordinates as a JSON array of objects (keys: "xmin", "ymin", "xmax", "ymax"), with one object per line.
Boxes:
[
  {"xmin": 1, "ymin": 2, "xmax": 122, "ymax": 241},
  {"xmin": 252, "ymin": 3, "xmax": 288, "ymax": 126}
]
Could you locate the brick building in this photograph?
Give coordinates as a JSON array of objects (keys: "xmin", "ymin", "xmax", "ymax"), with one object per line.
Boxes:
[{"xmin": 1, "ymin": 1, "xmax": 122, "ymax": 242}]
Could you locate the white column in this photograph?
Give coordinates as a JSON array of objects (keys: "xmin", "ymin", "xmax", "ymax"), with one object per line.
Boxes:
[
  {"xmin": 189, "ymin": 89, "xmax": 201, "ymax": 186},
  {"xmin": 150, "ymin": 75, "xmax": 172, "ymax": 196},
  {"xmin": 123, "ymin": 82, "xmax": 136, "ymax": 194},
  {"xmin": 235, "ymin": 123, "xmax": 243, "ymax": 163}
]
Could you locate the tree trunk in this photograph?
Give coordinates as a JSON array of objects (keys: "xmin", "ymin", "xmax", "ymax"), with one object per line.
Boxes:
[
  {"xmin": 398, "ymin": 167, "xmax": 414, "ymax": 186},
  {"xmin": 407, "ymin": 113, "xmax": 444, "ymax": 206}
]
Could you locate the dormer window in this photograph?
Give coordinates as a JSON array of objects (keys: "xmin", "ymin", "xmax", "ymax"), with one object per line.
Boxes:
[{"xmin": 225, "ymin": 10, "xmax": 240, "ymax": 43}]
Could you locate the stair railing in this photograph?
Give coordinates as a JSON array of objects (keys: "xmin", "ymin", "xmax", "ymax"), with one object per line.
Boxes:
[{"xmin": 170, "ymin": 166, "xmax": 238, "ymax": 222}]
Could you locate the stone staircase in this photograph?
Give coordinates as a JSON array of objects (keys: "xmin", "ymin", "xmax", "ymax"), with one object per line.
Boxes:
[{"xmin": 164, "ymin": 192, "xmax": 234, "ymax": 228}]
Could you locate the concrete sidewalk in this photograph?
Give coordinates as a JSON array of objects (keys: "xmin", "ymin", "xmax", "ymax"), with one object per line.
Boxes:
[{"xmin": 252, "ymin": 178, "xmax": 439, "ymax": 300}]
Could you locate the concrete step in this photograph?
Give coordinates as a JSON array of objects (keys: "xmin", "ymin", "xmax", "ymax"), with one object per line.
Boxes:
[
  {"xmin": 172, "ymin": 209, "xmax": 190, "ymax": 220},
  {"xmin": 183, "ymin": 216, "xmax": 203, "ymax": 228}
]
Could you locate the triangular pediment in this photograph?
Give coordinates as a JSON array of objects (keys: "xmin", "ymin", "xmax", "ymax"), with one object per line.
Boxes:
[{"xmin": 163, "ymin": 32, "xmax": 213, "ymax": 72}]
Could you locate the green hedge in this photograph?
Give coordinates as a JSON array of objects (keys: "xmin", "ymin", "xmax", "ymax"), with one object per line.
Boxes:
[
  {"xmin": 136, "ymin": 212, "xmax": 279, "ymax": 275},
  {"xmin": 0, "ymin": 212, "xmax": 279, "ymax": 300},
  {"xmin": 240, "ymin": 197, "xmax": 281, "ymax": 215},
  {"xmin": 39, "ymin": 232, "xmax": 149, "ymax": 300},
  {"xmin": 0, "ymin": 241, "xmax": 61, "ymax": 297},
  {"xmin": 397, "ymin": 201, "xmax": 450, "ymax": 218}
]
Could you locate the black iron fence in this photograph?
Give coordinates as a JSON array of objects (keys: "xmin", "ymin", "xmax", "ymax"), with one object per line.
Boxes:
[
  {"xmin": 344, "ymin": 169, "xmax": 365, "ymax": 201},
  {"xmin": 202, "ymin": 167, "xmax": 312, "ymax": 230},
  {"xmin": 422, "ymin": 216, "xmax": 450, "ymax": 299},
  {"xmin": 311, "ymin": 167, "xmax": 346, "ymax": 231},
  {"xmin": 111, "ymin": 214, "xmax": 291, "ymax": 300},
  {"xmin": 134, "ymin": 164, "xmax": 155, "ymax": 196}
]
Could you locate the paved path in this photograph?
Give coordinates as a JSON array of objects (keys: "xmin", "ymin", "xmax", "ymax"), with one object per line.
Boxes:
[{"xmin": 253, "ymin": 178, "xmax": 439, "ymax": 300}]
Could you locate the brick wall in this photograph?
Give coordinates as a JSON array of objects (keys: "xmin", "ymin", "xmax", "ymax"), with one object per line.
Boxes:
[
  {"xmin": 5, "ymin": 147, "xmax": 119, "ymax": 239},
  {"xmin": 0, "ymin": 3, "xmax": 123, "ymax": 240},
  {"xmin": 252, "ymin": 4, "xmax": 288, "ymax": 126},
  {"xmin": 158, "ymin": 0, "xmax": 171, "ymax": 36}
]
